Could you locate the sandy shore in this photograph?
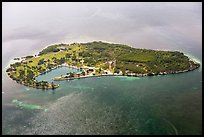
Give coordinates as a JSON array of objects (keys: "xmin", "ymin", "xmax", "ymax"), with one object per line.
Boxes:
[{"xmin": 53, "ymin": 73, "xmax": 123, "ymax": 81}]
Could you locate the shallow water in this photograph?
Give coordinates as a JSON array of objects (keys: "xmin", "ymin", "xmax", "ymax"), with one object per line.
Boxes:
[
  {"xmin": 2, "ymin": 3, "xmax": 202, "ymax": 134},
  {"xmin": 2, "ymin": 63, "xmax": 202, "ymax": 135},
  {"xmin": 35, "ymin": 66, "xmax": 80, "ymax": 82}
]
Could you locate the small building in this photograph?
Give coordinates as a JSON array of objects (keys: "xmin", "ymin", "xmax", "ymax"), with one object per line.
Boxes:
[
  {"xmin": 59, "ymin": 47, "xmax": 67, "ymax": 50},
  {"xmin": 104, "ymin": 71, "xmax": 108, "ymax": 74}
]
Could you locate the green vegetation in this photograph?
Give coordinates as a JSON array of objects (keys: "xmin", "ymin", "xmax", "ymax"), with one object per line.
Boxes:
[
  {"xmin": 38, "ymin": 45, "xmax": 60, "ymax": 56},
  {"xmin": 6, "ymin": 41, "xmax": 200, "ymax": 90}
]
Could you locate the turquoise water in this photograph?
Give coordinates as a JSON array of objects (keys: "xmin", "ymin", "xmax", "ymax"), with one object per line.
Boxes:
[
  {"xmin": 2, "ymin": 64, "xmax": 202, "ymax": 135},
  {"xmin": 2, "ymin": 44, "xmax": 202, "ymax": 135},
  {"xmin": 35, "ymin": 66, "xmax": 80, "ymax": 82},
  {"xmin": 2, "ymin": 3, "xmax": 202, "ymax": 134}
]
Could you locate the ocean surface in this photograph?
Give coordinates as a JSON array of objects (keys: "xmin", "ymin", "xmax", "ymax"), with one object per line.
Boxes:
[
  {"xmin": 2, "ymin": 2, "xmax": 202, "ymax": 135},
  {"xmin": 2, "ymin": 46, "xmax": 202, "ymax": 135}
]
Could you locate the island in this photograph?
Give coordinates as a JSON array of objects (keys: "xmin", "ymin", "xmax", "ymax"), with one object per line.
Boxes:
[{"xmin": 6, "ymin": 41, "xmax": 200, "ymax": 90}]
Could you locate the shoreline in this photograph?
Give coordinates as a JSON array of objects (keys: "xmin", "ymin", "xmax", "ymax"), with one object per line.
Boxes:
[
  {"xmin": 53, "ymin": 74, "xmax": 123, "ymax": 81},
  {"xmin": 183, "ymin": 52, "xmax": 202, "ymax": 72},
  {"xmin": 34, "ymin": 63, "xmax": 80, "ymax": 79},
  {"xmin": 13, "ymin": 60, "xmax": 199, "ymax": 89},
  {"xmin": 5, "ymin": 42, "xmax": 201, "ymax": 90},
  {"xmin": 52, "ymin": 63, "xmax": 200, "ymax": 81},
  {"xmin": 7, "ymin": 54, "xmax": 200, "ymax": 90}
]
